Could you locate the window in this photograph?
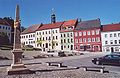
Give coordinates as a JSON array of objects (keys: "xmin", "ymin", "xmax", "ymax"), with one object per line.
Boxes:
[
  {"xmin": 75, "ymin": 39, "xmax": 78, "ymax": 43},
  {"xmin": 119, "ymin": 40, "xmax": 120, "ymax": 44},
  {"xmin": 56, "ymin": 36, "xmax": 58, "ymax": 39},
  {"xmin": 8, "ymin": 27, "xmax": 10, "ymax": 30},
  {"xmin": 68, "ymin": 39, "xmax": 70, "ymax": 43},
  {"xmin": 79, "ymin": 38, "xmax": 82, "ymax": 43},
  {"xmin": 64, "ymin": 39, "xmax": 66, "ymax": 43},
  {"xmin": 88, "ymin": 38, "xmax": 91, "ymax": 42},
  {"xmin": 106, "ymin": 47, "xmax": 110, "ymax": 52},
  {"xmin": 118, "ymin": 33, "xmax": 120, "ymax": 37},
  {"xmin": 105, "ymin": 41, "xmax": 108, "ymax": 44},
  {"xmin": 64, "ymin": 34, "xmax": 66, "ymax": 37},
  {"xmin": 75, "ymin": 32, "xmax": 78, "ymax": 37},
  {"xmin": 68, "ymin": 45, "xmax": 69, "ymax": 48},
  {"xmin": 115, "ymin": 40, "xmax": 117, "ymax": 44},
  {"xmin": 48, "ymin": 37, "xmax": 50, "ymax": 40},
  {"xmin": 96, "ymin": 37, "xmax": 100, "ymax": 42},
  {"xmin": 67, "ymin": 33, "xmax": 69, "ymax": 37},
  {"xmin": 87, "ymin": 31, "xmax": 90, "ymax": 35},
  {"xmin": 96, "ymin": 29, "xmax": 100, "ymax": 35},
  {"xmin": 71, "ymin": 39, "xmax": 73, "ymax": 43},
  {"xmin": 61, "ymin": 34, "xmax": 62, "ymax": 37},
  {"xmin": 43, "ymin": 32, "xmax": 44, "ymax": 35},
  {"xmin": 39, "ymin": 32, "xmax": 41, "ymax": 35},
  {"xmin": 49, "ymin": 31, "xmax": 50, "ymax": 34},
  {"xmin": 110, "ymin": 34, "xmax": 112, "ymax": 37},
  {"xmin": 6, "ymin": 27, "xmax": 7, "ymax": 30},
  {"xmin": 79, "ymin": 32, "xmax": 82, "ymax": 36},
  {"xmin": 83, "ymin": 38, "xmax": 86, "ymax": 42},
  {"xmin": 52, "ymin": 30, "xmax": 54, "ymax": 34},
  {"xmin": 115, "ymin": 47, "xmax": 119, "ymax": 51},
  {"xmin": 61, "ymin": 39, "xmax": 63, "ymax": 44},
  {"xmin": 56, "ymin": 30, "xmax": 57, "ymax": 33},
  {"xmin": 92, "ymin": 38, "xmax": 95, "ymax": 42},
  {"xmin": 71, "ymin": 33, "xmax": 73, "ymax": 37},
  {"xmin": 53, "ymin": 36, "xmax": 54, "ymax": 40},
  {"xmin": 83, "ymin": 31, "xmax": 86, "ymax": 36},
  {"xmin": 92, "ymin": 30, "xmax": 95, "ymax": 35},
  {"xmin": 43, "ymin": 37, "xmax": 44, "ymax": 40},
  {"xmin": 80, "ymin": 46, "xmax": 84, "ymax": 49},
  {"xmin": 110, "ymin": 40, "xmax": 113, "ymax": 44},
  {"xmin": 46, "ymin": 31, "xmax": 47, "ymax": 34},
  {"xmin": 56, "ymin": 43, "xmax": 58, "ymax": 46},
  {"xmin": 105, "ymin": 34, "xmax": 107, "ymax": 38},
  {"xmin": 0, "ymin": 26, "xmax": 1, "ymax": 29},
  {"xmin": 26, "ymin": 35, "xmax": 28, "ymax": 38},
  {"xmin": 46, "ymin": 37, "xmax": 47, "ymax": 40},
  {"xmin": 33, "ymin": 34, "xmax": 35, "ymax": 37},
  {"xmin": 114, "ymin": 33, "xmax": 117, "ymax": 37}
]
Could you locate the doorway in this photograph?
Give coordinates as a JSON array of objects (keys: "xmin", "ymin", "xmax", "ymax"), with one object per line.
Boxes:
[{"xmin": 111, "ymin": 47, "xmax": 114, "ymax": 52}]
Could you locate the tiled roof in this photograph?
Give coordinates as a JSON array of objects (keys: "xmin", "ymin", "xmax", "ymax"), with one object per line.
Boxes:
[
  {"xmin": 0, "ymin": 19, "xmax": 11, "ymax": 26},
  {"xmin": 37, "ymin": 22, "xmax": 63, "ymax": 30},
  {"xmin": 22, "ymin": 24, "xmax": 41, "ymax": 34},
  {"xmin": 102, "ymin": 23, "xmax": 120, "ymax": 32},
  {"xmin": 75, "ymin": 19, "xmax": 101, "ymax": 30},
  {"xmin": 62, "ymin": 19, "xmax": 77, "ymax": 27}
]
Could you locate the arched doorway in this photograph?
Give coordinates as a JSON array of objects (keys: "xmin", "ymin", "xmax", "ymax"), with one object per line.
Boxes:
[{"xmin": 94, "ymin": 46, "xmax": 99, "ymax": 52}]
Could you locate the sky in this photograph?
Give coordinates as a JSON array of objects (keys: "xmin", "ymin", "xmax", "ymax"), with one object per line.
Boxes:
[{"xmin": 0, "ymin": 0, "xmax": 120, "ymax": 27}]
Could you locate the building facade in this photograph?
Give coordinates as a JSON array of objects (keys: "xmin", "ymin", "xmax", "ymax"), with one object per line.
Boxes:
[
  {"xmin": 21, "ymin": 24, "xmax": 41, "ymax": 47},
  {"xmin": 60, "ymin": 19, "xmax": 77, "ymax": 51},
  {"xmin": 101, "ymin": 23, "xmax": 120, "ymax": 53},
  {"xmin": 74, "ymin": 19, "xmax": 102, "ymax": 52},
  {"xmin": 0, "ymin": 17, "xmax": 14, "ymax": 45},
  {"xmin": 0, "ymin": 24, "xmax": 11, "ymax": 44},
  {"xmin": 36, "ymin": 22, "xmax": 63, "ymax": 51}
]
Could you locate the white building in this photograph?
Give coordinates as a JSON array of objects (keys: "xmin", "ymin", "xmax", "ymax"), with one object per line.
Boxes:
[
  {"xmin": 101, "ymin": 23, "xmax": 120, "ymax": 53},
  {"xmin": 21, "ymin": 24, "xmax": 40, "ymax": 47},
  {"xmin": 36, "ymin": 22, "xmax": 63, "ymax": 51},
  {"xmin": 0, "ymin": 24, "xmax": 11, "ymax": 43}
]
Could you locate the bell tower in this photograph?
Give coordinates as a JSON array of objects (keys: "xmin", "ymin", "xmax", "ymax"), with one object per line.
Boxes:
[{"xmin": 51, "ymin": 8, "xmax": 56, "ymax": 23}]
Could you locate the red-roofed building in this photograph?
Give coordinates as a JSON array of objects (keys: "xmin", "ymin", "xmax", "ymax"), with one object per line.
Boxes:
[
  {"xmin": 36, "ymin": 22, "xmax": 64, "ymax": 51},
  {"xmin": 101, "ymin": 23, "xmax": 120, "ymax": 52},
  {"xmin": 21, "ymin": 24, "xmax": 41, "ymax": 47},
  {"xmin": 60, "ymin": 19, "xmax": 78, "ymax": 51},
  {"xmin": 0, "ymin": 17, "xmax": 14, "ymax": 45},
  {"xmin": 74, "ymin": 19, "xmax": 102, "ymax": 52}
]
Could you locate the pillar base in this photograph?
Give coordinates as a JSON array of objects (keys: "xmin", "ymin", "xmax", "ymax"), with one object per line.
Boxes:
[{"xmin": 7, "ymin": 64, "xmax": 35, "ymax": 75}]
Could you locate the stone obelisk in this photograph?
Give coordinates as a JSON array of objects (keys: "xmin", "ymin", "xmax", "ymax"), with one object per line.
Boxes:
[{"xmin": 7, "ymin": 5, "xmax": 33, "ymax": 75}]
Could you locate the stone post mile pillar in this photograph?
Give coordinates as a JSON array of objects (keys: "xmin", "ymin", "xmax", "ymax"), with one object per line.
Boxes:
[{"xmin": 7, "ymin": 5, "xmax": 33, "ymax": 75}]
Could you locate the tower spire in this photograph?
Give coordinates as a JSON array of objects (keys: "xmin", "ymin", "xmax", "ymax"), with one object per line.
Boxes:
[
  {"xmin": 15, "ymin": 5, "xmax": 20, "ymax": 22},
  {"xmin": 51, "ymin": 8, "xmax": 56, "ymax": 23}
]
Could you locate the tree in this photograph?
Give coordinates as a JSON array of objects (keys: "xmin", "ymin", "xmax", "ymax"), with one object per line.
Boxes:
[{"xmin": 0, "ymin": 32, "xmax": 10, "ymax": 46}]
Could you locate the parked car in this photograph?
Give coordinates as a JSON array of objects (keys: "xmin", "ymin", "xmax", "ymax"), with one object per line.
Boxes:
[{"xmin": 92, "ymin": 54, "xmax": 120, "ymax": 66}]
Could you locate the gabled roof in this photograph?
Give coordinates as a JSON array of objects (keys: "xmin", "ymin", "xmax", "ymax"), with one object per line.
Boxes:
[
  {"xmin": 0, "ymin": 19, "xmax": 11, "ymax": 26},
  {"xmin": 75, "ymin": 19, "xmax": 101, "ymax": 30},
  {"xmin": 102, "ymin": 23, "xmax": 120, "ymax": 32},
  {"xmin": 22, "ymin": 24, "xmax": 41, "ymax": 34},
  {"xmin": 61, "ymin": 19, "xmax": 77, "ymax": 27},
  {"xmin": 37, "ymin": 22, "xmax": 63, "ymax": 31}
]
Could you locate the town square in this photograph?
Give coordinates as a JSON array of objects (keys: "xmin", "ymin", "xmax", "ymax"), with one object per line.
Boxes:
[{"xmin": 0, "ymin": 0, "xmax": 120, "ymax": 78}]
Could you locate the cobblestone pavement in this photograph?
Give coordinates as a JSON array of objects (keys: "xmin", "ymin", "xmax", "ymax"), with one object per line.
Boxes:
[
  {"xmin": 0, "ymin": 64, "xmax": 120, "ymax": 78},
  {"xmin": 0, "ymin": 51, "xmax": 120, "ymax": 78}
]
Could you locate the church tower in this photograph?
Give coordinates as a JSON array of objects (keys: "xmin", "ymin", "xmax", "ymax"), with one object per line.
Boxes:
[{"xmin": 51, "ymin": 8, "xmax": 56, "ymax": 23}]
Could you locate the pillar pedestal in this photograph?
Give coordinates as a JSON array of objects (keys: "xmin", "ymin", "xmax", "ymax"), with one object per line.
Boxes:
[{"xmin": 7, "ymin": 49, "xmax": 34, "ymax": 75}]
